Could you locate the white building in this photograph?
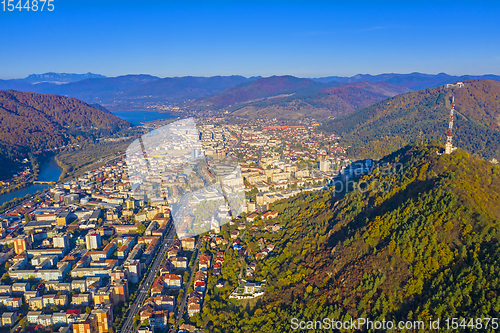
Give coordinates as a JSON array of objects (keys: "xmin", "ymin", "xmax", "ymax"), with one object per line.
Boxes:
[
  {"xmin": 319, "ymin": 160, "xmax": 331, "ymax": 172},
  {"xmin": 85, "ymin": 231, "xmax": 102, "ymax": 250},
  {"xmin": 53, "ymin": 234, "xmax": 69, "ymax": 251}
]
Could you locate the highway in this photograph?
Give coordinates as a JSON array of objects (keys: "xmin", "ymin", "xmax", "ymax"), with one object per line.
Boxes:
[{"xmin": 120, "ymin": 226, "xmax": 176, "ymax": 333}]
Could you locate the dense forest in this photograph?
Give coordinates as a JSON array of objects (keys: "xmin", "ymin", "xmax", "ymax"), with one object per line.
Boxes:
[
  {"xmin": 0, "ymin": 90, "xmax": 131, "ymax": 178},
  {"xmin": 320, "ymin": 79, "xmax": 500, "ymax": 161},
  {"xmin": 197, "ymin": 143, "xmax": 500, "ymax": 332}
]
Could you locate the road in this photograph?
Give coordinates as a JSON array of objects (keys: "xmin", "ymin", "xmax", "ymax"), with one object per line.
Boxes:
[
  {"xmin": 172, "ymin": 241, "xmax": 201, "ymax": 332},
  {"xmin": 120, "ymin": 225, "xmax": 176, "ymax": 333},
  {"xmin": 10, "ymin": 319, "xmax": 22, "ymax": 333}
]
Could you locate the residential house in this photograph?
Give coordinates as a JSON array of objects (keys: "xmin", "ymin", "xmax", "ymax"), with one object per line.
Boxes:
[
  {"xmin": 29, "ymin": 296, "xmax": 44, "ymax": 310},
  {"xmin": 42, "ymin": 294, "xmax": 57, "ymax": 308},
  {"xmin": 72, "ymin": 294, "xmax": 91, "ymax": 307},
  {"xmin": 12, "ymin": 282, "xmax": 30, "ymax": 295},
  {"xmin": 149, "ymin": 310, "xmax": 169, "ymax": 327},
  {"xmin": 180, "ymin": 237, "xmax": 195, "ymax": 250},
  {"xmin": 163, "ymin": 274, "xmax": 182, "ymax": 289},
  {"xmin": 71, "ymin": 280, "xmax": 87, "ymax": 293},
  {"xmin": 187, "ymin": 303, "xmax": 200, "ymax": 317},
  {"xmin": 171, "ymin": 256, "xmax": 187, "ymax": 269},
  {"xmin": 27, "ymin": 311, "xmax": 42, "ymax": 324},
  {"xmin": 0, "ymin": 285, "xmax": 12, "ymax": 295},
  {"xmin": 262, "ymin": 210, "xmax": 278, "ymax": 219},
  {"xmin": 38, "ymin": 314, "xmax": 53, "ymax": 326},
  {"xmin": 52, "ymin": 311, "xmax": 68, "ymax": 325},
  {"xmin": 246, "ymin": 213, "xmax": 259, "ymax": 222},
  {"xmin": 194, "ymin": 281, "xmax": 206, "ymax": 292},
  {"xmin": 54, "ymin": 294, "xmax": 68, "ymax": 307}
]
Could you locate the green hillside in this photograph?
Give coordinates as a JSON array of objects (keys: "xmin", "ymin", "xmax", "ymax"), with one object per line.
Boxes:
[
  {"xmin": 0, "ymin": 90, "xmax": 131, "ymax": 178},
  {"xmin": 197, "ymin": 143, "xmax": 500, "ymax": 332},
  {"xmin": 320, "ymin": 79, "xmax": 500, "ymax": 161}
]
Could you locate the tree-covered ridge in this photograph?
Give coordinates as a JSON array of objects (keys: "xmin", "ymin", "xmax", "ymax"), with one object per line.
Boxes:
[
  {"xmin": 320, "ymin": 79, "xmax": 500, "ymax": 161},
  {"xmin": 225, "ymin": 81, "xmax": 410, "ymax": 120},
  {"xmin": 0, "ymin": 90, "xmax": 131, "ymax": 178},
  {"xmin": 200, "ymin": 143, "xmax": 500, "ymax": 332},
  {"xmin": 200, "ymin": 75, "xmax": 327, "ymax": 108},
  {"xmin": 0, "ymin": 90, "xmax": 130, "ymax": 151}
]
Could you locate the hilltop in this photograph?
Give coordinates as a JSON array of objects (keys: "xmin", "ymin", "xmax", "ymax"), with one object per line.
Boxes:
[
  {"xmin": 198, "ymin": 143, "xmax": 500, "ymax": 332},
  {"xmin": 320, "ymin": 79, "xmax": 500, "ymax": 161},
  {"xmin": 229, "ymin": 80, "xmax": 410, "ymax": 119},
  {"xmin": 0, "ymin": 90, "xmax": 130, "ymax": 178},
  {"xmin": 195, "ymin": 75, "xmax": 328, "ymax": 108},
  {"xmin": 195, "ymin": 77, "xmax": 410, "ymax": 119}
]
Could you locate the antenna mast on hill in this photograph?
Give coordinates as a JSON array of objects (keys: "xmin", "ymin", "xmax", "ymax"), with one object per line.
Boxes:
[{"xmin": 445, "ymin": 96, "xmax": 455, "ymax": 154}]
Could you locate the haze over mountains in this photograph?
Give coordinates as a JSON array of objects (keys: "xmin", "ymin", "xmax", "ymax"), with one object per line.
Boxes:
[
  {"xmin": 1, "ymin": 72, "xmax": 499, "ymax": 111},
  {"xmin": 310, "ymin": 72, "xmax": 500, "ymax": 90},
  {"xmin": 0, "ymin": 72, "xmax": 106, "ymax": 87}
]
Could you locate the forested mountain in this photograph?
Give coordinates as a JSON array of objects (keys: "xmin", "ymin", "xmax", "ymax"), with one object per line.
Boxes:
[
  {"xmin": 226, "ymin": 80, "xmax": 410, "ymax": 119},
  {"xmin": 195, "ymin": 75, "xmax": 329, "ymax": 108},
  {"xmin": 320, "ymin": 79, "xmax": 500, "ymax": 161},
  {"xmin": 0, "ymin": 90, "xmax": 130, "ymax": 178},
  {"xmin": 198, "ymin": 143, "xmax": 500, "ymax": 332}
]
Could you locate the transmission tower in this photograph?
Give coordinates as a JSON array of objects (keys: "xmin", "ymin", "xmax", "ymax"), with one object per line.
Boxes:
[{"xmin": 445, "ymin": 97, "xmax": 456, "ymax": 154}]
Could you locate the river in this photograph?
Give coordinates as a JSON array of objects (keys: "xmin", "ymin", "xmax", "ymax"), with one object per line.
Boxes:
[
  {"xmin": 0, "ymin": 157, "xmax": 62, "ymax": 205},
  {"xmin": 111, "ymin": 110, "xmax": 176, "ymax": 126},
  {"xmin": 0, "ymin": 111, "xmax": 174, "ymax": 205}
]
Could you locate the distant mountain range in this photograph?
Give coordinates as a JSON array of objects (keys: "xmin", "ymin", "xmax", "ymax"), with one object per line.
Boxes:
[
  {"xmin": 0, "ymin": 72, "xmax": 106, "ymax": 86},
  {"xmin": 310, "ymin": 72, "xmax": 500, "ymax": 90},
  {"xmin": 124, "ymin": 75, "xmax": 252, "ymax": 102},
  {"xmin": 320, "ymin": 79, "xmax": 500, "ymax": 161},
  {"xmin": 1, "ymin": 72, "xmax": 499, "ymax": 111}
]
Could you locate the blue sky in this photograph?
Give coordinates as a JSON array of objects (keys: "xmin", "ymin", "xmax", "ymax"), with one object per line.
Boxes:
[{"xmin": 1, "ymin": 0, "xmax": 499, "ymax": 79}]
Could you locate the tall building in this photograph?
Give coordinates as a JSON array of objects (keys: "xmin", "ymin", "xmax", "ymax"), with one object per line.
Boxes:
[
  {"xmin": 14, "ymin": 236, "xmax": 31, "ymax": 255},
  {"xmin": 319, "ymin": 160, "xmax": 331, "ymax": 172},
  {"xmin": 93, "ymin": 287, "xmax": 113, "ymax": 306},
  {"xmin": 124, "ymin": 260, "xmax": 141, "ymax": 284},
  {"xmin": 53, "ymin": 234, "xmax": 70, "ymax": 251},
  {"xmin": 56, "ymin": 211, "xmax": 70, "ymax": 226},
  {"xmin": 211, "ymin": 217, "xmax": 221, "ymax": 233},
  {"xmin": 126, "ymin": 199, "xmax": 135, "ymax": 210},
  {"xmin": 92, "ymin": 304, "xmax": 113, "ymax": 333},
  {"xmin": 85, "ymin": 231, "xmax": 102, "ymax": 250},
  {"xmin": 111, "ymin": 280, "xmax": 129, "ymax": 304},
  {"xmin": 72, "ymin": 318, "xmax": 96, "ymax": 333}
]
